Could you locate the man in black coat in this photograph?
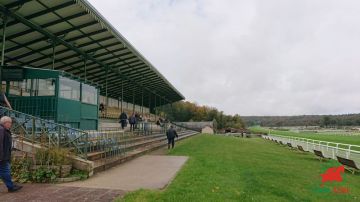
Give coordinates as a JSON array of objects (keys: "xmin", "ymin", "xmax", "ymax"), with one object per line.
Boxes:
[
  {"xmin": 0, "ymin": 116, "xmax": 22, "ymax": 192},
  {"xmin": 119, "ymin": 112, "xmax": 128, "ymax": 130},
  {"xmin": 129, "ymin": 113, "xmax": 136, "ymax": 132},
  {"xmin": 166, "ymin": 125, "xmax": 178, "ymax": 149}
]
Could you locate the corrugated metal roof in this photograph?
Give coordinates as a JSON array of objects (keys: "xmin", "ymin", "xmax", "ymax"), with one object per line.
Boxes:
[{"xmin": 0, "ymin": 0, "xmax": 184, "ymax": 108}]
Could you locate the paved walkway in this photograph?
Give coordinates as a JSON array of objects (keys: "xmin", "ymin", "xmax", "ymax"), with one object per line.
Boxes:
[
  {"xmin": 61, "ymin": 155, "xmax": 188, "ymax": 191},
  {"xmin": 0, "ymin": 153, "xmax": 188, "ymax": 201},
  {"xmin": 0, "ymin": 184, "xmax": 125, "ymax": 202}
]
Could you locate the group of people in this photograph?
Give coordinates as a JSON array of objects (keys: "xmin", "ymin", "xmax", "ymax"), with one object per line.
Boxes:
[
  {"xmin": 119, "ymin": 111, "xmax": 179, "ymax": 149},
  {"xmin": 119, "ymin": 112, "xmax": 147, "ymax": 131}
]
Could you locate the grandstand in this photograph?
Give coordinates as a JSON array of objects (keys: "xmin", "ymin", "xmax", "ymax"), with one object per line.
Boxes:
[{"xmin": 0, "ymin": 0, "xmax": 198, "ymax": 174}]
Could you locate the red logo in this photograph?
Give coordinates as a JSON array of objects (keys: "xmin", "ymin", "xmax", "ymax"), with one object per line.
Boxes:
[{"xmin": 320, "ymin": 165, "xmax": 345, "ymax": 187}]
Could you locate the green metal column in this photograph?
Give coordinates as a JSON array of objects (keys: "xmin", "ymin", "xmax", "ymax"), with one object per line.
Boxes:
[
  {"xmin": 121, "ymin": 79, "xmax": 123, "ymax": 112},
  {"xmin": 0, "ymin": 14, "xmax": 7, "ymax": 89},
  {"xmin": 141, "ymin": 87, "xmax": 144, "ymax": 118},
  {"xmin": 51, "ymin": 42, "xmax": 56, "ymax": 70},
  {"xmin": 132, "ymin": 87, "xmax": 135, "ymax": 114},
  {"xmin": 105, "ymin": 68, "xmax": 108, "ymax": 117},
  {"xmin": 170, "ymin": 103, "xmax": 174, "ymax": 121},
  {"xmin": 55, "ymin": 77, "xmax": 59, "ymax": 122},
  {"xmin": 154, "ymin": 95, "xmax": 157, "ymax": 121},
  {"xmin": 148, "ymin": 92, "xmax": 152, "ymax": 134},
  {"xmin": 160, "ymin": 97, "xmax": 163, "ymax": 118},
  {"xmin": 83, "ymin": 58, "xmax": 87, "ymax": 81},
  {"xmin": 148, "ymin": 91, "xmax": 151, "ymax": 120}
]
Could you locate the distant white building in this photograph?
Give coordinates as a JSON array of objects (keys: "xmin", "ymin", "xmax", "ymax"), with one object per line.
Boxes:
[{"xmin": 201, "ymin": 126, "xmax": 214, "ymax": 134}]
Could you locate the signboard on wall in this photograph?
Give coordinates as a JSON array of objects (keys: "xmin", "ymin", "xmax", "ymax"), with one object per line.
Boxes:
[{"xmin": 1, "ymin": 66, "xmax": 24, "ymax": 81}]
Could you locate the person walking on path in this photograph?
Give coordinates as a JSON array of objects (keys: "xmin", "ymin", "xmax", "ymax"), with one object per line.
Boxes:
[
  {"xmin": 166, "ymin": 125, "xmax": 178, "ymax": 149},
  {"xmin": 119, "ymin": 112, "xmax": 128, "ymax": 130},
  {"xmin": 0, "ymin": 116, "xmax": 22, "ymax": 192}
]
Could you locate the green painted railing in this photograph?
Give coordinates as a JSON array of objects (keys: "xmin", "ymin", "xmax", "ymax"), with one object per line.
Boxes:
[{"xmin": 0, "ymin": 106, "xmax": 89, "ymax": 159}]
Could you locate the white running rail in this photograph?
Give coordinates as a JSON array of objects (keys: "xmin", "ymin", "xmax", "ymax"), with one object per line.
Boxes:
[{"xmin": 262, "ymin": 134, "xmax": 360, "ymax": 166}]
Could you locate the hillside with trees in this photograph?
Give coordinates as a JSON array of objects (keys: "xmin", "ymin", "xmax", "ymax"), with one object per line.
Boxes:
[
  {"xmin": 242, "ymin": 114, "xmax": 360, "ymax": 127},
  {"xmin": 158, "ymin": 101, "xmax": 245, "ymax": 130}
]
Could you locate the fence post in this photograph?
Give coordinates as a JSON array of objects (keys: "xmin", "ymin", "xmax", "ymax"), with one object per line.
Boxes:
[
  {"xmin": 336, "ymin": 143, "xmax": 339, "ymax": 156},
  {"xmin": 346, "ymin": 146, "xmax": 351, "ymax": 159},
  {"xmin": 84, "ymin": 132, "xmax": 89, "ymax": 160},
  {"xmin": 32, "ymin": 117, "xmax": 35, "ymax": 144}
]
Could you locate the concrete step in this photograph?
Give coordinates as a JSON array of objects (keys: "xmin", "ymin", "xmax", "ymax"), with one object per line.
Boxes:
[
  {"xmin": 93, "ymin": 131, "xmax": 198, "ymax": 173},
  {"xmin": 86, "ymin": 131, "xmax": 193, "ymax": 161}
]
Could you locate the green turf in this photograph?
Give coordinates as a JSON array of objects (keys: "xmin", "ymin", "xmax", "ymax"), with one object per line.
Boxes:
[
  {"xmin": 250, "ymin": 127, "xmax": 360, "ymax": 146},
  {"xmin": 118, "ymin": 135, "xmax": 360, "ymax": 202}
]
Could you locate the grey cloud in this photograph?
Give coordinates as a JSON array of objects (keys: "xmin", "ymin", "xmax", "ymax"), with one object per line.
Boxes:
[{"xmin": 88, "ymin": 0, "xmax": 360, "ymax": 116}]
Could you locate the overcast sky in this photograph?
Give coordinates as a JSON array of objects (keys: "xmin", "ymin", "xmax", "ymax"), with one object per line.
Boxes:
[{"xmin": 88, "ymin": 0, "xmax": 360, "ymax": 116}]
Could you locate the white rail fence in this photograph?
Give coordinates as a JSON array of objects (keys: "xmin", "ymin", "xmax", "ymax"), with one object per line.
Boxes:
[{"xmin": 262, "ymin": 134, "xmax": 360, "ymax": 166}]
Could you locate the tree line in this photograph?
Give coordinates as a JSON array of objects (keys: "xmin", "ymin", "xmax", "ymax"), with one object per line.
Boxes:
[
  {"xmin": 243, "ymin": 114, "xmax": 360, "ymax": 127},
  {"xmin": 158, "ymin": 101, "xmax": 245, "ymax": 130}
]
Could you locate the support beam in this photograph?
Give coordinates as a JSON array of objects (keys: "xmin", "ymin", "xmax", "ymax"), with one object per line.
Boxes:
[
  {"xmin": 121, "ymin": 79, "xmax": 123, "ymax": 112},
  {"xmin": 5, "ymin": 1, "xmax": 75, "ymax": 28},
  {"xmin": 5, "ymin": 0, "xmax": 32, "ymax": 10},
  {"xmin": 7, "ymin": 28, "xmax": 109, "ymax": 63},
  {"xmin": 132, "ymin": 87, "xmax": 135, "ymax": 114},
  {"xmin": 141, "ymin": 86, "xmax": 144, "ymax": 117},
  {"xmin": 73, "ymin": 59, "xmax": 141, "ymax": 76},
  {"xmin": 29, "ymin": 36, "xmax": 115, "ymax": 66},
  {"xmin": 5, "ymin": 21, "xmax": 99, "ymax": 53},
  {"xmin": 1, "ymin": 14, "xmax": 7, "ymax": 66},
  {"xmin": 83, "ymin": 58, "xmax": 87, "ymax": 81},
  {"xmin": 148, "ymin": 92, "xmax": 151, "ymax": 120},
  {"xmin": 51, "ymin": 41, "xmax": 56, "ymax": 70},
  {"xmin": 0, "ymin": 14, "xmax": 7, "ymax": 88},
  {"xmin": 105, "ymin": 68, "xmax": 108, "ymax": 117},
  {"xmin": 5, "ymin": 11, "xmax": 88, "ymax": 42}
]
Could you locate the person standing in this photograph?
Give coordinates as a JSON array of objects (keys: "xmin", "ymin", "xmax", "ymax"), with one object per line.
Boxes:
[
  {"xmin": 0, "ymin": 116, "xmax": 22, "ymax": 192},
  {"xmin": 119, "ymin": 112, "xmax": 128, "ymax": 130},
  {"xmin": 143, "ymin": 116, "xmax": 150, "ymax": 135},
  {"xmin": 99, "ymin": 103, "xmax": 105, "ymax": 117},
  {"xmin": 166, "ymin": 125, "xmax": 178, "ymax": 149},
  {"xmin": 0, "ymin": 91, "xmax": 12, "ymax": 117},
  {"xmin": 129, "ymin": 113, "xmax": 136, "ymax": 132}
]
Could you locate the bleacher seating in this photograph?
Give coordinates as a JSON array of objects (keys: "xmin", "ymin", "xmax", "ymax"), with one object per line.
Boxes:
[
  {"xmin": 99, "ymin": 106, "xmax": 158, "ymax": 122},
  {"xmin": 91, "ymin": 129, "xmax": 199, "ymax": 173}
]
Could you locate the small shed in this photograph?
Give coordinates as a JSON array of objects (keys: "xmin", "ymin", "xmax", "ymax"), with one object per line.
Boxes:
[{"xmin": 201, "ymin": 126, "xmax": 214, "ymax": 134}]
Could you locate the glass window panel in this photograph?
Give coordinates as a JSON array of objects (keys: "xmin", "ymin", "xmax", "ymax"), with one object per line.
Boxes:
[
  {"xmin": 37, "ymin": 79, "xmax": 55, "ymax": 96},
  {"xmin": 9, "ymin": 81, "xmax": 21, "ymax": 96},
  {"xmin": 81, "ymin": 84, "xmax": 97, "ymax": 105},
  {"xmin": 59, "ymin": 77, "xmax": 80, "ymax": 101}
]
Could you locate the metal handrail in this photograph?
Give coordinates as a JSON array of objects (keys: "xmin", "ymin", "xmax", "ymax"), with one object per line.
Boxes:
[
  {"xmin": 0, "ymin": 106, "xmax": 89, "ymax": 159},
  {"xmin": 264, "ymin": 134, "xmax": 360, "ymax": 163},
  {"xmin": 266, "ymin": 133, "xmax": 360, "ymax": 151},
  {"xmin": 2, "ymin": 104, "xmax": 192, "ymax": 162}
]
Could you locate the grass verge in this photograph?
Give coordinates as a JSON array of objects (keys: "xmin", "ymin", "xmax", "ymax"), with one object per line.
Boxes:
[{"xmin": 118, "ymin": 135, "xmax": 360, "ymax": 202}]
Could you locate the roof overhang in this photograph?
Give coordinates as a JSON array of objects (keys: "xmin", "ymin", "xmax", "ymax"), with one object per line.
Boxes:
[{"xmin": 0, "ymin": 0, "xmax": 185, "ymax": 108}]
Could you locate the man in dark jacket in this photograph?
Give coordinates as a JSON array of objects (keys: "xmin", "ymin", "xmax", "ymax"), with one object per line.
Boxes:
[
  {"xmin": 119, "ymin": 112, "xmax": 128, "ymax": 130},
  {"xmin": 0, "ymin": 116, "xmax": 22, "ymax": 192},
  {"xmin": 129, "ymin": 113, "xmax": 136, "ymax": 132},
  {"xmin": 166, "ymin": 125, "xmax": 178, "ymax": 149}
]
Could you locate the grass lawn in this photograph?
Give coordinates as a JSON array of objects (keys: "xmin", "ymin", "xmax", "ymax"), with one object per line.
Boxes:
[
  {"xmin": 118, "ymin": 135, "xmax": 360, "ymax": 202},
  {"xmin": 250, "ymin": 127, "xmax": 360, "ymax": 146}
]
